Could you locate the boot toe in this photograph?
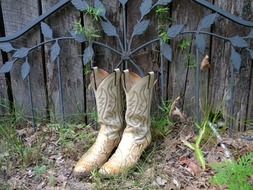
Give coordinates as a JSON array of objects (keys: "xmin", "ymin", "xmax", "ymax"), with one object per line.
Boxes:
[
  {"xmin": 73, "ymin": 164, "xmax": 93, "ymax": 178},
  {"xmin": 99, "ymin": 164, "xmax": 119, "ymax": 175}
]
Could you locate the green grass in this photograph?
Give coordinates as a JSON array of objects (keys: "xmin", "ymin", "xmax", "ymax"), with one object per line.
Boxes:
[
  {"xmin": 151, "ymin": 101, "xmax": 173, "ymax": 139},
  {"xmin": 211, "ymin": 152, "xmax": 253, "ymax": 190}
]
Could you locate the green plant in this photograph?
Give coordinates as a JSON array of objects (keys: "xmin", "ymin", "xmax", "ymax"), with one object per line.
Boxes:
[
  {"xmin": 182, "ymin": 121, "xmax": 207, "ymax": 170},
  {"xmin": 155, "ymin": 6, "xmax": 170, "ymax": 20},
  {"xmin": 211, "ymin": 153, "xmax": 253, "ymax": 190},
  {"xmin": 86, "ymin": 7, "xmax": 102, "ymax": 21},
  {"xmin": 159, "ymin": 31, "xmax": 170, "ymax": 43},
  {"xmin": 179, "ymin": 39, "xmax": 191, "ymax": 51},
  {"xmin": 48, "ymin": 175, "xmax": 57, "ymax": 186},
  {"xmin": 74, "ymin": 20, "xmax": 101, "ymax": 41},
  {"xmin": 152, "ymin": 101, "xmax": 173, "ymax": 138},
  {"xmin": 34, "ymin": 165, "xmax": 47, "ymax": 178}
]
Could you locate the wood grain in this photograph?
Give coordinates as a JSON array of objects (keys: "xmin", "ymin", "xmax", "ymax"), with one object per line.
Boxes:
[
  {"xmin": 1, "ymin": 0, "xmax": 47, "ymax": 119},
  {"xmin": 41, "ymin": 0, "xmax": 85, "ymax": 122},
  {"xmin": 209, "ymin": 0, "xmax": 252, "ymax": 130}
]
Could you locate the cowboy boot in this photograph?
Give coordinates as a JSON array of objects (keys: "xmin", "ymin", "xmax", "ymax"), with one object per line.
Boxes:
[
  {"xmin": 74, "ymin": 67, "xmax": 124, "ymax": 176},
  {"xmin": 99, "ymin": 70, "xmax": 156, "ymax": 175}
]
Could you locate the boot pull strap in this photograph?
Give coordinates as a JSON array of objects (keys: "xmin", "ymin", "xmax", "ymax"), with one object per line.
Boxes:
[
  {"xmin": 147, "ymin": 71, "xmax": 155, "ymax": 89},
  {"xmin": 122, "ymin": 69, "xmax": 130, "ymax": 91},
  {"xmin": 114, "ymin": 68, "xmax": 121, "ymax": 86},
  {"xmin": 92, "ymin": 67, "xmax": 98, "ymax": 90}
]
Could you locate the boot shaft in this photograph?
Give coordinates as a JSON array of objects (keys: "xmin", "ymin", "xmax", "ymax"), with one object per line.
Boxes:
[
  {"xmin": 122, "ymin": 70, "xmax": 156, "ymax": 135},
  {"xmin": 90, "ymin": 67, "xmax": 123, "ymax": 128}
]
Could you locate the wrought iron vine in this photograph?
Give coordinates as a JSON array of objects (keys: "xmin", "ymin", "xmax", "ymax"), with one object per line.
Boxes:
[{"xmin": 0, "ymin": 0, "xmax": 252, "ymax": 132}]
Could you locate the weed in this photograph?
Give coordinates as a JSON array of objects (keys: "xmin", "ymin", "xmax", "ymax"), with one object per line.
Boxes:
[
  {"xmin": 211, "ymin": 152, "xmax": 253, "ymax": 190},
  {"xmin": 155, "ymin": 6, "xmax": 170, "ymax": 21},
  {"xmin": 179, "ymin": 38, "xmax": 192, "ymax": 51},
  {"xmin": 152, "ymin": 101, "xmax": 173, "ymax": 139},
  {"xmin": 182, "ymin": 121, "xmax": 207, "ymax": 170},
  {"xmin": 34, "ymin": 165, "xmax": 47, "ymax": 178},
  {"xmin": 86, "ymin": 7, "xmax": 102, "ymax": 21},
  {"xmin": 74, "ymin": 20, "xmax": 101, "ymax": 41},
  {"xmin": 159, "ymin": 31, "xmax": 170, "ymax": 43}
]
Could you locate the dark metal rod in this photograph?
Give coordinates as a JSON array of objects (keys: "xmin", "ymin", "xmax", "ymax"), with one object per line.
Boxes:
[
  {"xmin": 195, "ymin": 49, "xmax": 201, "ymax": 124},
  {"xmin": 229, "ymin": 65, "xmax": 235, "ymax": 136},
  {"xmin": 93, "ymin": 41, "xmax": 123, "ymax": 56},
  {"xmin": 131, "ymin": 38, "xmax": 160, "ymax": 55},
  {"xmin": 0, "ymin": 0, "xmax": 71, "ymax": 42},
  {"xmin": 27, "ymin": 37, "xmax": 122, "ymax": 56},
  {"xmin": 27, "ymin": 74, "xmax": 36, "ymax": 131},
  {"xmin": 181, "ymin": 31, "xmax": 229, "ymax": 41},
  {"xmin": 115, "ymin": 59, "xmax": 123, "ymax": 68},
  {"xmin": 193, "ymin": 0, "xmax": 253, "ymax": 27},
  {"xmin": 159, "ymin": 40, "xmax": 165, "ymax": 102},
  {"xmin": 57, "ymin": 57, "xmax": 65, "ymax": 123},
  {"xmin": 129, "ymin": 59, "xmax": 144, "ymax": 77},
  {"xmin": 123, "ymin": 4, "xmax": 128, "ymax": 69}
]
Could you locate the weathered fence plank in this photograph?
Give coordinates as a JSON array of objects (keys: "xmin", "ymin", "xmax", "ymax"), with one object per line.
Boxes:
[
  {"xmin": 127, "ymin": 0, "xmax": 162, "ymax": 109},
  {"xmin": 168, "ymin": 0, "xmax": 212, "ymax": 118},
  {"xmin": 0, "ymin": 55, "xmax": 8, "ymax": 115},
  {"xmin": 84, "ymin": 0, "xmax": 123, "ymax": 124},
  {"xmin": 1, "ymin": 0, "xmax": 47, "ymax": 119},
  {"xmin": 209, "ymin": 0, "xmax": 252, "ymax": 130},
  {"xmin": 42, "ymin": 1, "xmax": 84, "ymax": 122}
]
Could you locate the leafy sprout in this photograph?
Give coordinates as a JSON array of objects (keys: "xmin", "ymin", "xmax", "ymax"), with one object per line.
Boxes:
[
  {"xmin": 159, "ymin": 31, "xmax": 170, "ymax": 43},
  {"xmin": 179, "ymin": 39, "xmax": 192, "ymax": 51},
  {"xmin": 74, "ymin": 20, "xmax": 101, "ymax": 41},
  {"xmin": 86, "ymin": 7, "xmax": 102, "ymax": 21},
  {"xmin": 155, "ymin": 6, "xmax": 170, "ymax": 19}
]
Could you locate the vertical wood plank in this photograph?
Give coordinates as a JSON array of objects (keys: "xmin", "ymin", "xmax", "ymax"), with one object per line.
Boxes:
[
  {"xmin": 42, "ymin": 0, "xmax": 84, "ymax": 122},
  {"xmin": 84, "ymin": 0, "xmax": 123, "ymax": 124},
  {"xmin": 127, "ymin": 0, "xmax": 162, "ymax": 109},
  {"xmin": 0, "ymin": 55, "xmax": 9, "ymax": 115},
  {"xmin": 1, "ymin": 0, "xmax": 47, "ymax": 119},
  {"xmin": 168, "ymin": 0, "xmax": 211, "ymax": 117},
  {"xmin": 210, "ymin": 0, "xmax": 252, "ymax": 130}
]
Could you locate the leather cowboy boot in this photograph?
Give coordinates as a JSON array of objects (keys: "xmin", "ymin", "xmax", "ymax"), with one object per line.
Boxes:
[
  {"xmin": 99, "ymin": 70, "xmax": 156, "ymax": 175},
  {"xmin": 74, "ymin": 67, "xmax": 124, "ymax": 176}
]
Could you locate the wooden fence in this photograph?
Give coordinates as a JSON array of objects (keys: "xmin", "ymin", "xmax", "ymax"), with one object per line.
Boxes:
[{"xmin": 0, "ymin": 0, "xmax": 252, "ymax": 130}]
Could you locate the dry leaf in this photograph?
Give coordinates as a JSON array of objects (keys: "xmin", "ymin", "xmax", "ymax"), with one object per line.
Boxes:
[
  {"xmin": 171, "ymin": 107, "xmax": 187, "ymax": 121},
  {"xmin": 200, "ymin": 55, "xmax": 210, "ymax": 71}
]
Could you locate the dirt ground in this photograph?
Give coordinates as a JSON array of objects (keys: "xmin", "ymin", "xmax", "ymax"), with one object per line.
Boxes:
[{"xmin": 0, "ymin": 119, "xmax": 253, "ymax": 190}]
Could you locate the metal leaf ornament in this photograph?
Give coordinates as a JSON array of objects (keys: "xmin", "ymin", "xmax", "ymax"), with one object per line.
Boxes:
[
  {"xmin": 71, "ymin": 0, "xmax": 89, "ymax": 11},
  {"xmin": 156, "ymin": 0, "xmax": 172, "ymax": 6},
  {"xmin": 229, "ymin": 36, "xmax": 248, "ymax": 48},
  {"xmin": 0, "ymin": 61, "xmax": 14, "ymax": 73},
  {"xmin": 41, "ymin": 22, "xmax": 53, "ymax": 39},
  {"xmin": 101, "ymin": 21, "xmax": 118, "ymax": 37},
  {"xmin": 167, "ymin": 24, "xmax": 184, "ymax": 38},
  {"xmin": 0, "ymin": 42, "xmax": 16, "ymax": 53},
  {"xmin": 247, "ymin": 29, "xmax": 253, "ymax": 38},
  {"xmin": 198, "ymin": 13, "xmax": 217, "ymax": 30},
  {"xmin": 83, "ymin": 45, "xmax": 94, "ymax": 65},
  {"xmin": 119, "ymin": 0, "xmax": 128, "ymax": 6},
  {"xmin": 196, "ymin": 34, "xmax": 206, "ymax": 54},
  {"xmin": 140, "ymin": 0, "xmax": 152, "ymax": 18},
  {"xmin": 161, "ymin": 43, "xmax": 172, "ymax": 61},
  {"xmin": 133, "ymin": 19, "xmax": 150, "ymax": 36},
  {"xmin": 21, "ymin": 60, "xmax": 30, "ymax": 79},
  {"xmin": 70, "ymin": 31, "xmax": 86, "ymax": 43},
  {"xmin": 13, "ymin": 48, "xmax": 30, "ymax": 58},
  {"xmin": 248, "ymin": 49, "xmax": 253, "ymax": 60},
  {"xmin": 231, "ymin": 47, "xmax": 241, "ymax": 72},
  {"xmin": 51, "ymin": 42, "xmax": 61, "ymax": 63},
  {"xmin": 94, "ymin": 0, "xmax": 106, "ymax": 18}
]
